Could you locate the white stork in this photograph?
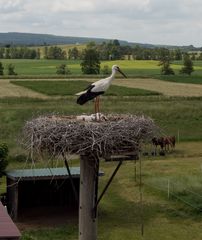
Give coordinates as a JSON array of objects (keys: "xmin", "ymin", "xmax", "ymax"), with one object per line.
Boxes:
[{"xmin": 76, "ymin": 65, "xmax": 127, "ymax": 118}]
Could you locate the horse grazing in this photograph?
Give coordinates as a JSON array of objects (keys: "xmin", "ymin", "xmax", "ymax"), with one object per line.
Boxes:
[
  {"xmin": 152, "ymin": 137, "xmax": 165, "ymax": 155},
  {"xmin": 152, "ymin": 136, "xmax": 176, "ymax": 154}
]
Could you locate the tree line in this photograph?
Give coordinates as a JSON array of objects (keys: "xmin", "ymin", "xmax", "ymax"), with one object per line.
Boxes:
[
  {"xmin": 61, "ymin": 44, "xmax": 195, "ymax": 76},
  {"xmin": 0, "ymin": 46, "xmax": 40, "ymax": 59},
  {"xmin": 1, "ymin": 40, "xmax": 202, "ymax": 61},
  {"xmin": 0, "ymin": 40, "xmax": 195, "ymax": 76}
]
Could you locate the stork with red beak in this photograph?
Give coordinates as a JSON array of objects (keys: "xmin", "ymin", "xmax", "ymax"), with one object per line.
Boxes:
[{"xmin": 76, "ymin": 65, "xmax": 127, "ymax": 119}]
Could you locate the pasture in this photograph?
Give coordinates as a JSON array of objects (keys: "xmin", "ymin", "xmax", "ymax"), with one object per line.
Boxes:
[
  {"xmin": 0, "ymin": 95, "xmax": 202, "ymax": 155},
  {"xmin": 0, "ymin": 60, "xmax": 202, "ymax": 240},
  {"xmin": 4, "ymin": 141, "xmax": 202, "ymax": 240}
]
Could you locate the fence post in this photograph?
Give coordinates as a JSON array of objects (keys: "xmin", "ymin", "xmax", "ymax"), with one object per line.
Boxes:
[
  {"xmin": 177, "ymin": 129, "xmax": 180, "ymax": 143},
  {"xmin": 167, "ymin": 179, "xmax": 170, "ymax": 199}
]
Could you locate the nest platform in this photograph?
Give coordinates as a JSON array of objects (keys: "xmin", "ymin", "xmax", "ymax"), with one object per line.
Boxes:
[{"xmin": 23, "ymin": 114, "xmax": 158, "ymax": 160}]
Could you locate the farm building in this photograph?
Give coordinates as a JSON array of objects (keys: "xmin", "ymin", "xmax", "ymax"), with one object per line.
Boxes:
[
  {"xmin": 6, "ymin": 167, "xmax": 82, "ymax": 221},
  {"xmin": 0, "ymin": 201, "xmax": 21, "ymax": 240}
]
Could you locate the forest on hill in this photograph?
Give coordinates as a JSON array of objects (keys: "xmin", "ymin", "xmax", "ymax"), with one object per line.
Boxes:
[{"xmin": 0, "ymin": 32, "xmax": 201, "ymax": 51}]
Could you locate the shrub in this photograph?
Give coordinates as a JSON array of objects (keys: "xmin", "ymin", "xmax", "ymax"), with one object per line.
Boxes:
[
  {"xmin": 7, "ymin": 64, "xmax": 17, "ymax": 75},
  {"xmin": 8, "ymin": 154, "xmax": 29, "ymax": 163},
  {"xmin": 0, "ymin": 62, "xmax": 4, "ymax": 75},
  {"xmin": 159, "ymin": 57, "xmax": 175, "ymax": 75},
  {"xmin": 101, "ymin": 65, "xmax": 110, "ymax": 75},
  {"xmin": 180, "ymin": 54, "xmax": 194, "ymax": 75},
  {"xmin": 56, "ymin": 64, "xmax": 71, "ymax": 75}
]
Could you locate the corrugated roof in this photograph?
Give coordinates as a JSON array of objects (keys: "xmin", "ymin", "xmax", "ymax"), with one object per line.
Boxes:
[
  {"xmin": 0, "ymin": 202, "xmax": 21, "ymax": 238},
  {"xmin": 6, "ymin": 167, "xmax": 80, "ymax": 180}
]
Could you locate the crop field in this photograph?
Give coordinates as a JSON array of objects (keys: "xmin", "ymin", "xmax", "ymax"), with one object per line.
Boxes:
[{"xmin": 0, "ymin": 59, "xmax": 202, "ymax": 240}]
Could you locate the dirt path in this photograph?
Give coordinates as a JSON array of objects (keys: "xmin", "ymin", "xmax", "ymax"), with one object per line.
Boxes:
[
  {"xmin": 0, "ymin": 80, "xmax": 48, "ymax": 98},
  {"xmin": 113, "ymin": 78, "xmax": 202, "ymax": 97}
]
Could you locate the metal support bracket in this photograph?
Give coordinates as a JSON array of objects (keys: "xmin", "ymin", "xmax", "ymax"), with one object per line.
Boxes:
[{"xmin": 94, "ymin": 160, "xmax": 123, "ymax": 214}]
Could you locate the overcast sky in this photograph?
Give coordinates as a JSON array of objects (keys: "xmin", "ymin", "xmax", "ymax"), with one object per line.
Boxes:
[{"xmin": 0, "ymin": 0, "xmax": 202, "ymax": 47}]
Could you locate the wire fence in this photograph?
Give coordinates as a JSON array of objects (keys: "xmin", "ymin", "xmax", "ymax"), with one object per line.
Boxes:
[{"xmin": 143, "ymin": 179, "xmax": 202, "ymax": 211}]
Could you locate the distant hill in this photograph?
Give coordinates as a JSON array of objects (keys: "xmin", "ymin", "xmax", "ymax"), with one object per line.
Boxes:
[
  {"xmin": 0, "ymin": 32, "xmax": 134, "ymax": 47},
  {"xmin": 0, "ymin": 32, "xmax": 200, "ymax": 51}
]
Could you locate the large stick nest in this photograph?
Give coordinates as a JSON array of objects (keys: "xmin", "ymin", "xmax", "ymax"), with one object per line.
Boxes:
[{"xmin": 22, "ymin": 114, "xmax": 158, "ymax": 158}]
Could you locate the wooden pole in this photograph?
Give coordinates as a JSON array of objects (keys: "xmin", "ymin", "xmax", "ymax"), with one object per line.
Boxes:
[{"xmin": 79, "ymin": 154, "xmax": 98, "ymax": 240}]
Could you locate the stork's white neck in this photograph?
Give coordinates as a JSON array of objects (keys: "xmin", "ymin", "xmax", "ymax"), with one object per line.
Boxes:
[{"xmin": 110, "ymin": 69, "xmax": 116, "ymax": 80}]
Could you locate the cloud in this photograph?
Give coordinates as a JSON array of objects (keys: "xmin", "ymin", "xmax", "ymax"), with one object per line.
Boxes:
[
  {"xmin": 0, "ymin": 0, "xmax": 24, "ymax": 13},
  {"xmin": 0, "ymin": 0, "xmax": 202, "ymax": 46}
]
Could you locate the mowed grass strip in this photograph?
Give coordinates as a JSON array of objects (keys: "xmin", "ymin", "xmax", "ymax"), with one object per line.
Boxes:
[
  {"xmin": 0, "ymin": 80, "xmax": 48, "ymax": 99},
  {"xmin": 156, "ymin": 75, "xmax": 202, "ymax": 84},
  {"xmin": 10, "ymin": 80, "xmax": 161, "ymax": 96},
  {"xmin": 114, "ymin": 78, "xmax": 202, "ymax": 97}
]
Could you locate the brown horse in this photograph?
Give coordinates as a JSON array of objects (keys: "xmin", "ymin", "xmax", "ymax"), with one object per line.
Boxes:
[
  {"xmin": 152, "ymin": 136, "xmax": 176, "ymax": 154},
  {"xmin": 152, "ymin": 137, "xmax": 165, "ymax": 154}
]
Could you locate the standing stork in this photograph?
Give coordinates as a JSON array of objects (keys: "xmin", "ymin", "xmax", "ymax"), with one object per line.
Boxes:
[{"xmin": 76, "ymin": 65, "xmax": 127, "ymax": 119}]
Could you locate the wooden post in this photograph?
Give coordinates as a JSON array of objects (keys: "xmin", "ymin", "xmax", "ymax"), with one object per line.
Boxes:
[
  {"xmin": 79, "ymin": 154, "xmax": 99, "ymax": 240},
  {"xmin": 167, "ymin": 179, "xmax": 170, "ymax": 199},
  {"xmin": 177, "ymin": 129, "xmax": 180, "ymax": 143}
]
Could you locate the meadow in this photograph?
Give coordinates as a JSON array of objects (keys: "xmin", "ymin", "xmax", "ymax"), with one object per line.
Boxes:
[
  {"xmin": 0, "ymin": 59, "xmax": 202, "ymax": 240},
  {"xmin": 1, "ymin": 59, "xmax": 202, "ymax": 82},
  {"xmin": 0, "ymin": 95, "xmax": 201, "ymax": 154}
]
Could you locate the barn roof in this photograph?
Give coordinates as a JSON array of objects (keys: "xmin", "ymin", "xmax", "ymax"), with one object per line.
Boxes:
[
  {"xmin": 6, "ymin": 167, "xmax": 104, "ymax": 181},
  {"xmin": 6, "ymin": 167, "xmax": 81, "ymax": 181},
  {"xmin": 0, "ymin": 201, "xmax": 21, "ymax": 239}
]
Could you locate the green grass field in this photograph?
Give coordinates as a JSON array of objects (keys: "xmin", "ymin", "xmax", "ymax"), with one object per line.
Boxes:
[
  {"xmin": 1, "ymin": 59, "xmax": 202, "ymax": 81},
  {"xmin": 1, "ymin": 59, "xmax": 202, "ymax": 239},
  {"xmin": 5, "ymin": 142, "xmax": 202, "ymax": 240},
  {"xmin": 0, "ymin": 59, "xmax": 81, "ymax": 75},
  {"xmin": 0, "ymin": 96, "xmax": 201, "ymax": 155},
  {"xmin": 156, "ymin": 75, "xmax": 202, "ymax": 84}
]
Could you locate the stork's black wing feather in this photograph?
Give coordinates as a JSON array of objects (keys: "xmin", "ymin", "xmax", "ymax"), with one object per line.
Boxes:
[
  {"xmin": 77, "ymin": 87, "xmax": 104, "ymax": 105},
  {"xmin": 84, "ymin": 84, "xmax": 94, "ymax": 91}
]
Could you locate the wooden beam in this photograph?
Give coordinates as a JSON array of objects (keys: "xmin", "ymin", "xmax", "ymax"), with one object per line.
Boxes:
[{"xmin": 79, "ymin": 154, "xmax": 99, "ymax": 240}]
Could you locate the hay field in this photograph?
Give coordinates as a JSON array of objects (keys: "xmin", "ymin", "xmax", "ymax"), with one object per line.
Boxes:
[
  {"xmin": 2, "ymin": 78, "xmax": 202, "ymax": 98},
  {"xmin": 113, "ymin": 78, "xmax": 202, "ymax": 97},
  {"xmin": 0, "ymin": 80, "xmax": 48, "ymax": 98}
]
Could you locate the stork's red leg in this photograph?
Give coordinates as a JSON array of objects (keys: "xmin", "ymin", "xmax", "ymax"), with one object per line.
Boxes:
[
  {"xmin": 97, "ymin": 97, "xmax": 101, "ymax": 121},
  {"xmin": 94, "ymin": 97, "xmax": 100, "ymax": 121},
  {"xmin": 97, "ymin": 96, "xmax": 100, "ymax": 113},
  {"xmin": 94, "ymin": 97, "xmax": 97, "ymax": 115}
]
